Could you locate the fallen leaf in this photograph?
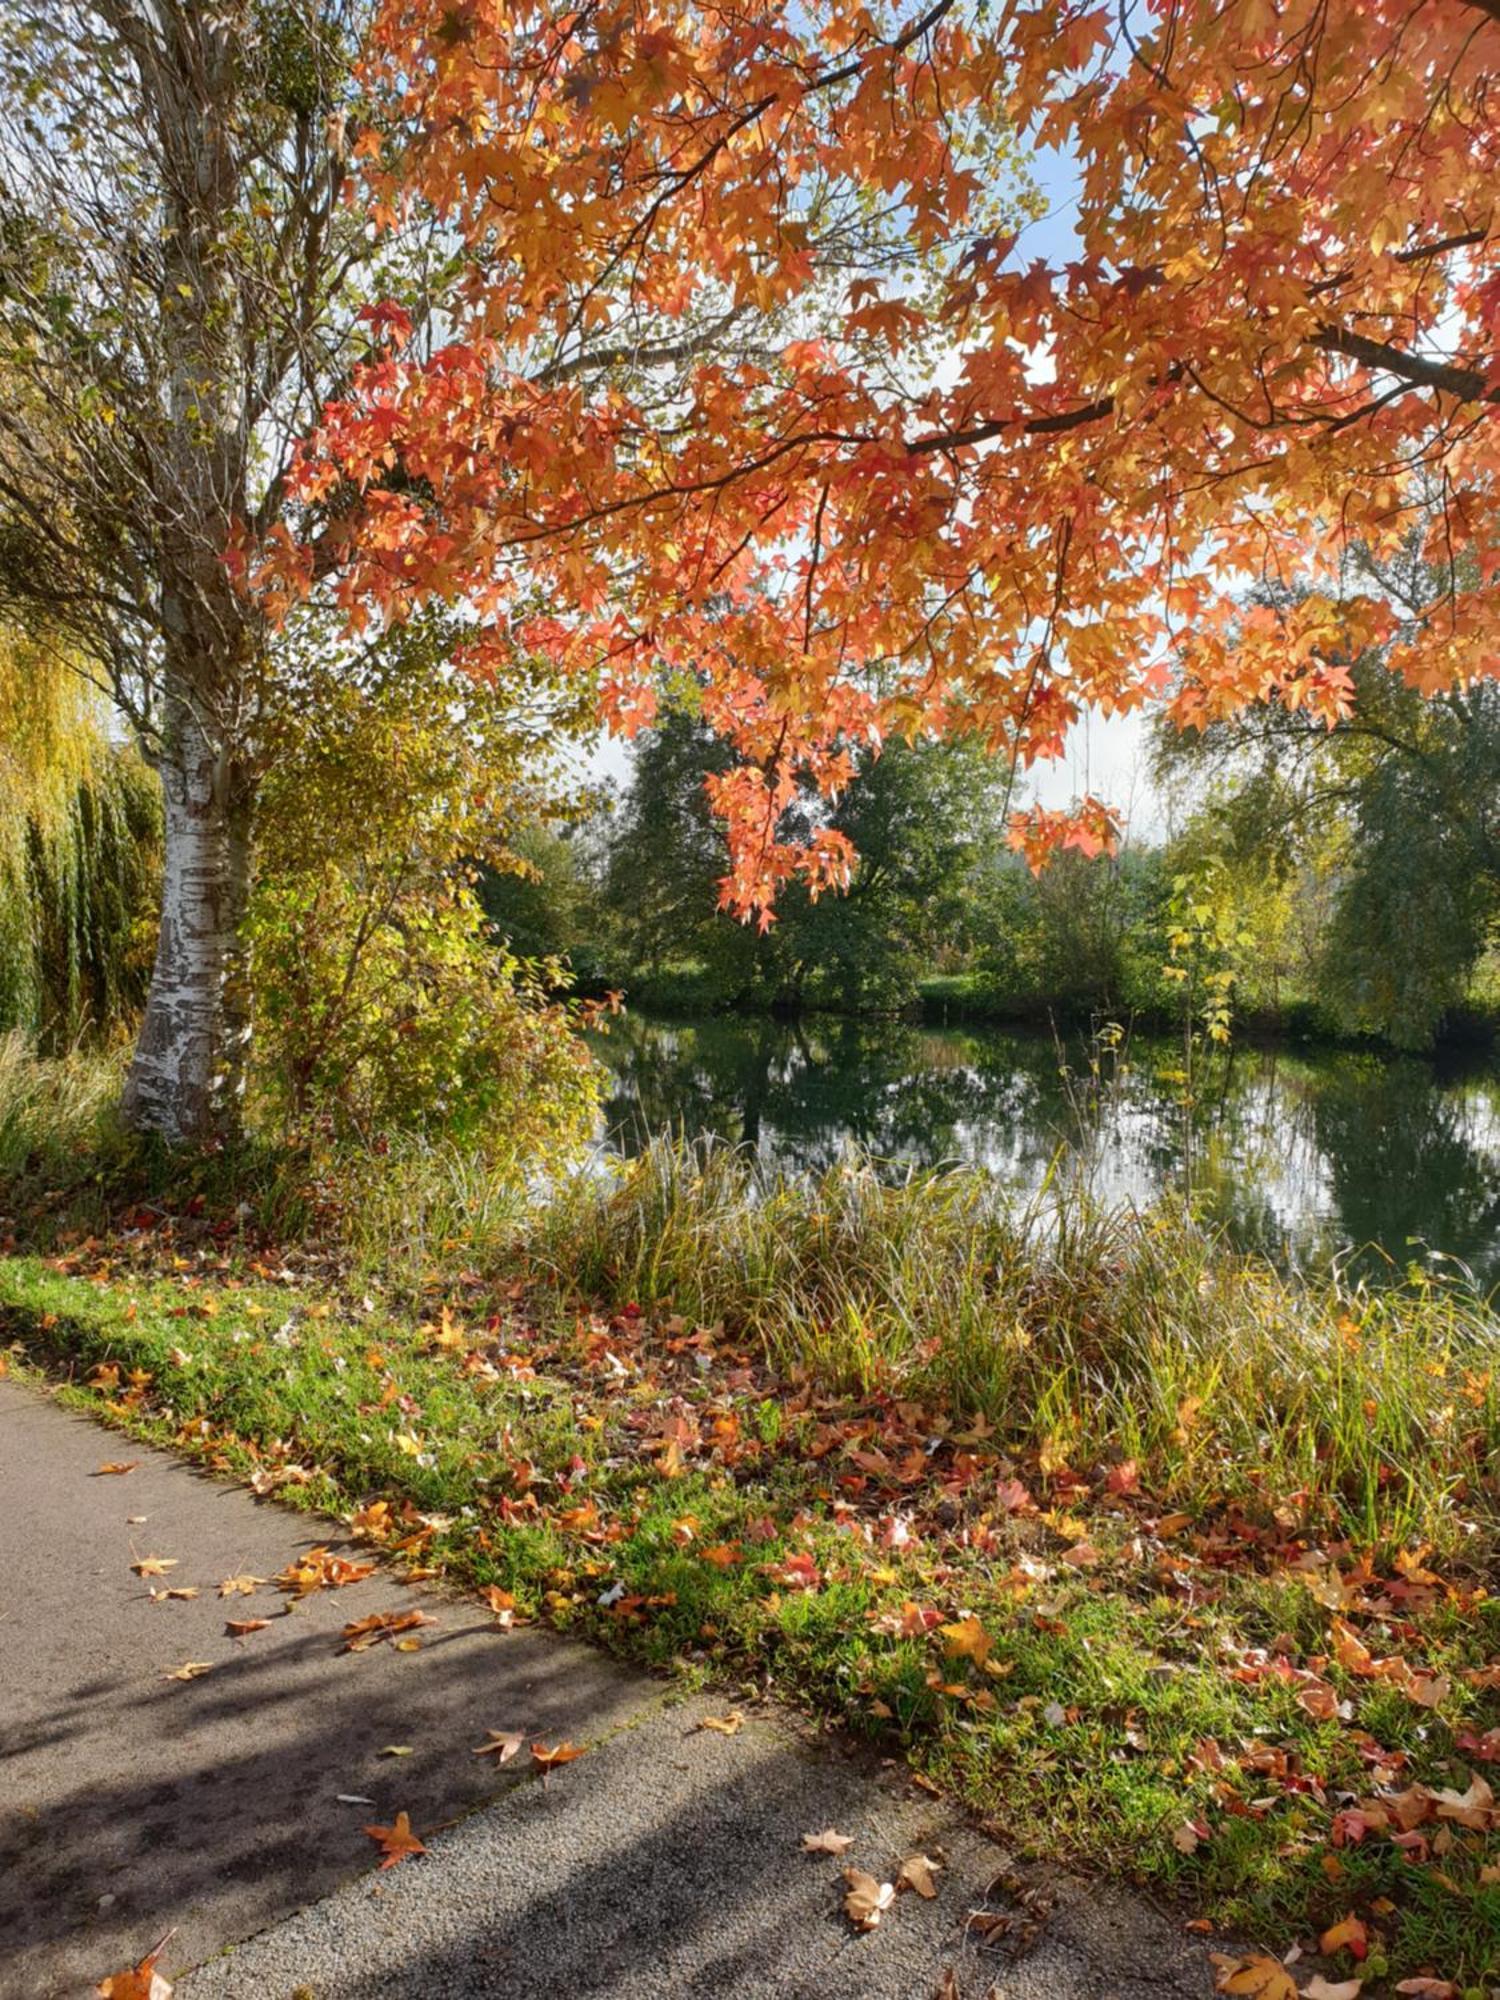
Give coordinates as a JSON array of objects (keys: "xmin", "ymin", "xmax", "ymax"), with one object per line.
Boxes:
[
  {"xmin": 898, "ymin": 1853, "xmax": 942, "ymax": 1899},
  {"xmin": 1318, "ymin": 1915, "xmax": 1368, "ymax": 1958},
  {"xmin": 803, "ymin": 1828, "xmax": 855, "ymax": 1855},
  {"xmin": 225, "ymin": 1618, "xmax": 270, "ymax": 1637},
  {"xmin": 932, "ymin": 1974, "xmax": 961, "ymax": 2000},
  {"xmin": 340, "ymin": 1608, "xmax": 438, "ymax": 1653},
  {"xmin": 698, "ymin": 1711, "xmax": 744, "ymax": 1736},
  {"xmin": 940, "ymin": 1616, "xmax": 992, "ymax": 1665},
  {"xmin": 1392, "ymin": 1984, "xmax": 1458, "ymax": 1998},
  {"xmin": 1173, "ymin": 1819, "xmax": 1209, "ymax": 1854},
  {"xmin": 1302, "ymin": 1980, "xmax": 1363, "ymax": 2000},
  {"xmin": 161, "ymin": 1662, "xmax": 213, "ymax": 1683},
  {"xmin": 95, "ymin": 1934, "xmax": 174, "ymax": 2000},
  {"xmin": 843, "ymin": 1867, "xmax": 896, "ymax": 1931},
  {"xmin": 472, "ymin": 1730, "xmax": 524, "ymax": 1763},
  {"xmin": 484, "ymin": 1585, "xmax": 519, "ymax": 1627},
  {"xmin": 95, "ymin": 1462, "xmax": 139, "ymax": 1477},
  {"xmin": 1211, "ymin": 1953, "xmax": 1298, "ymax": 1999},
  {"xmin": 132, "ymin": 1556, "xmax": 178, "ymax": 1578},
  {"xmin": 148, "ymin": 1587, "xmax": 199, "ymax": 1603},
  {"xmin": 531, "ymin": 1740, "xmax": 586, "ymax": 1770},
  {"xmin": 217, "ymin": 1574, "xmax": 265, "ymax": 1598},
  {"xmin": 363, "ymin": 1811, "xmax": 426, "ymax": 1869},
  {"xmin": 276, "ymin": 1547, "xmax": 375, "ymax": 1597},
  {"xmin": 379, "ymin": 1745, "xmax": 415, "ymax": 1758},
  {"xmin": 1403, "ymin": 1670, "xmax": 1450, "ymax": 1709}
]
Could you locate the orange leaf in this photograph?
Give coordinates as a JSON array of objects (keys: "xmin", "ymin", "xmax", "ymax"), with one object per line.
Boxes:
[{"xmin": 363, "ymin": 1811, "xmax": 426, "ymax": 1869}]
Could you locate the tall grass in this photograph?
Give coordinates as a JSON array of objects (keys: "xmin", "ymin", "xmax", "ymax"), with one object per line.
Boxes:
[
  {"xmin": 3, "ymin": 1032, "xmax": 1496, "ymax": 1559},
  {"xmin": 527, "ymin": 1136, "xmax": 1500, "ymax": 1557},
  {"xmin": 0, "ymin": 1031, "xmax": 128, "ymax": 1179}
]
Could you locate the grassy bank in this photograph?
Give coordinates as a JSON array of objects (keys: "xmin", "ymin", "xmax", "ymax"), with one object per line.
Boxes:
[{"xmin": 2, "ymin": 1065, "xmax": 1499, "ymax": 1992}]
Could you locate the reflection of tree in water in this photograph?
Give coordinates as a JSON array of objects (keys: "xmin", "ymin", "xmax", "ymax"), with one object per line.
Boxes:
[
  {"xmin": 1302, "ymin": 1056, "xmax": 1500, "ymax": 1287},
  {"xmin": 590, "ymin": 1012, "xmax": 1500, "ymax": 1286}
]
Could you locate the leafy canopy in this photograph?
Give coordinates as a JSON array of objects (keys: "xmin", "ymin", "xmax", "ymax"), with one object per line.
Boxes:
[{"xmin": 273, "ymin": 0, "xmax": 1500, "ymax": 917}]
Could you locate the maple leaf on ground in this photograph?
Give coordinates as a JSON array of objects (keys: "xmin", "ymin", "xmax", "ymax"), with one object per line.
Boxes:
[
  {"xmin": 148, "ymin": 1587, "xmax": 199, "ymax": 1603},
  {"xmin": 95, "ymin": 1932, "xmax": 174, "ymax": 2000},
  {"xmin": 1318, "ymin": 1914, "xmax": 1368, "ymax": 1958},
  {"xmin": 843, "ymin": 1868, "xmax": 896, "ymax": 1932},
  {"xmin": 94, "ymin": 1461, "xmax": 138, "ymax": 1476},
  {"xmin": 531, "ymin": 1741, "xmax": 586, "ymax": 1772},
  {"xmin": 161, "ymin": 1662, "xmax": 213, "ymax": 1683},
  {"xmin": 898, "ymin": 1853, "xmax": 942, "ymax": 1899},
  {"xmin": 340, "ymin": 1608, "xmax": 437, "ymax": 1653},
  {"xmin": 225, "ymin": 1618, "xmax": 270, "ymax": 1637},
  {"xmin": 940, "ymin": 1617, "xmax": 992, "ymax": 1665},
  {"xmin": 472, "ymin": 1730, "xmax": 524, "ymax": 1763},
  {"xmin": 697, "ymin": 1711, "xmax": 744, "ymax": 1736},
  {"xmin": 1211, "ymin": 1953, "xmax": 1299, "ymax": 2000},
  {"xmin": 217, "ymin": 1574, "xmax": 265, "ymax": 1598},
  {"xmin": 364, "ymin": 1811, "xmax": 426, "ymax": 1870},
  {"xmin": 803, "ymin": 1828, "xmax": 855, "ymax": 1855},
  {"xmin": 1302, "ymin": 1979, "xmax": 1364, "ymax": 2000},
  {"xmin": 131, "ymin": 1556, "xmax": 178, "ymax": 1578}
]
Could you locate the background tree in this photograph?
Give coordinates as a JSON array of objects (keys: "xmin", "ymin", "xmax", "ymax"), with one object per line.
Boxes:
[
  {"xmin": 1157, "ymin": 549, "xmax": 1500, "ymax": 1047},
  {"xmin": 0, "ymin": 625, "xmax": 160, "ymax": 1048}
]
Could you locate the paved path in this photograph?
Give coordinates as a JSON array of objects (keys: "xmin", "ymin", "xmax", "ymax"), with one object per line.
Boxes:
[{"xmin": 0, "ymin": 1377, "xmax": 1220, "ymax": 1999}]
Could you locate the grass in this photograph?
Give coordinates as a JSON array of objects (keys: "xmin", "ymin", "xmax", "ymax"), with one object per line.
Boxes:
[{"xmin": 2, "ymin": 1050, "xmax": 1499, "ymax": 1991}]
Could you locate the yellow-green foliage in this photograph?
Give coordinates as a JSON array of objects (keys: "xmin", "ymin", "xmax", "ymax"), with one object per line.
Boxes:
[{"xmin": 0, "ymin": 629, "xmax": 160, "ymax": 1047}]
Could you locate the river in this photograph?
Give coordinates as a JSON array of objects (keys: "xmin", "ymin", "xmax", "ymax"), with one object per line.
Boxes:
[{"xmin": 590, "ymin": 1010, "xmax": 1500, "ymax": 1291}]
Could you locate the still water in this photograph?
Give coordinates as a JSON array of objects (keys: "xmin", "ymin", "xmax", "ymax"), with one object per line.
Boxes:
[{"xmin": 590, "ymin": 1010, "xmax": 1500, "ymax": 1291}]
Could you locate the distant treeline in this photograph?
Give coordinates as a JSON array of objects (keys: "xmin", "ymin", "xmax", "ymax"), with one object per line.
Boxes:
[{"xmin": 482, "ymin": 673, "xmax": 1500, "ymax": 1055}]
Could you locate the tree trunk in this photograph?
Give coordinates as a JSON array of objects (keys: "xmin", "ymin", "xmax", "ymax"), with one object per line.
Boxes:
[{"xmin": 121, "ymin": 697, "xmax": 254, "ymax": 1143}]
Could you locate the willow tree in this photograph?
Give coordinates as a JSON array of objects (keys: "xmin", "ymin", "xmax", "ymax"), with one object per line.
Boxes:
[{"xmin": 0, "ymin": 3, "xmax": 418, "ymax": 1137}]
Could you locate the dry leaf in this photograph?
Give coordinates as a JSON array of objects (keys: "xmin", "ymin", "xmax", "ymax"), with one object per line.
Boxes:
[
  {"xmin": 472, "ymin": 1730, "xmax": 525, "ymax": 1763},
  {"xmin": 1211, "ymin": 1953, "xmax": 1299, "ymax": 2000},
  {"xmin": 1301, "ymin": 1979, "xmax": 1363, "ymax": 2000},
  {"xmin": 380, "ymin": 1745, "xmax": 415, "ymax": 1758},
  {"xmin": 940, "ymin": 1616, "xmax": 992, "ymax": 1665},
  {"xmin": 341, "ymin": 1608, "xmax": 437, "ymax": 1653},
  {"xmin": 132, "ymin": 1556, "xmax": 178, "ymax": 1578},
  {"xmin": 218, "ymin": 1574, "xmax": 265, "ymax": 1598},
  {"xmin": 531, "ymin": 1740, "xmax": 586, "ymax": 1770},
  {"xmin": 225, "ymin": 1618, "xmax": 270, "ymax": 1637},
  {"xmin": 484, "ymin": 1585, "xmax": 519, "ymax": 1627},
  {"xmin": 1318, "ymin": 1915, "xmax": 1368, "ymax": 1957},
  {"xmin": 364, "ymin": 1810, "xmax": 426, "ymax": 1869},
  {"xmin": 95, "ymin": 1934, "xmax": 174, "ymax": 2000},
  {"xmin": 95, "ymin": 1462, "xmax": 139, "ymax": 1477},
  {"xmin": 148, "ymin": 1587, "xmax": 199, "ymax": 1603},
  {"xmin": 161, "ymin": 1661, "xmax": 213, "ymax": 1683},
  {"xmin": 802, "ymin": 1828, "xmax": 855, "ymax": 1855},
  {"xmin": 843, "ymin": 1867, "xmax": 896, "ymax": 1931},
  {"xmin": 898, "ymin": 1853, "xmax": 942, "ymax": 1899},
  {"xmin": 698, "ymin": 1711, "xmax": 744, "ymax": 1736}
]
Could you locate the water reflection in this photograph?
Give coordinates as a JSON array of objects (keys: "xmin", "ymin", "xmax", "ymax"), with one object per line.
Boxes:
[{"xmin": 588, "ymin": 1012, "xmax": 1500, "ymax": 1289}]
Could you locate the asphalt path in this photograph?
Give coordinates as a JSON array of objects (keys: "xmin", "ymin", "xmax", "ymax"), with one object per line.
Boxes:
[{"xmin": 0, "ymin": 1376, "xmax": 1220, "ymax": 1999}]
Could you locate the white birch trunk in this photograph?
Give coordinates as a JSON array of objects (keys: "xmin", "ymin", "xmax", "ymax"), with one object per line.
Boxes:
[{"xmin": 121, "ymin": 700, "xmax": 253, "ymax": 1142}]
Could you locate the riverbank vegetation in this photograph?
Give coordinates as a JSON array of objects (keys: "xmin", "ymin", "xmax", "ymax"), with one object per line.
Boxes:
[{"xmin": 2, "ymin": 1100, "xmax": 1497, "ymax": 1987}]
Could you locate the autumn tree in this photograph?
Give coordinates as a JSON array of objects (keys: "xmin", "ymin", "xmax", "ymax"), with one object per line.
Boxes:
[{"xmin": 282, "ymin": 0, "xmax": 1499, "ymax": 940}]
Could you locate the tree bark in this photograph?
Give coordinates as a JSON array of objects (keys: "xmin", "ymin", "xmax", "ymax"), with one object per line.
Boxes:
[{"xmin": 121, "ymin": 692, "xmax": 254, "ymax": 1142}]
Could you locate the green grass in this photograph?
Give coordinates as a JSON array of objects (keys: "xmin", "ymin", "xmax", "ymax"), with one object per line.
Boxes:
[
  {"xmin": 2, "ymin": 1041, "xmax": 1499, "ymax": 1991},
  {"xmin": 2, "ymin": 1194, "xmax": 1498, "ymax": 1990}
]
